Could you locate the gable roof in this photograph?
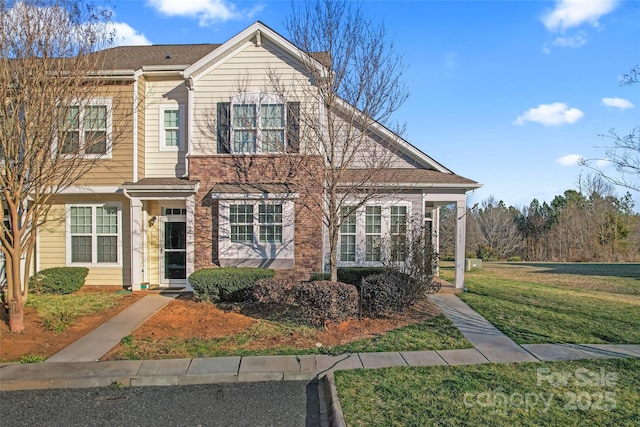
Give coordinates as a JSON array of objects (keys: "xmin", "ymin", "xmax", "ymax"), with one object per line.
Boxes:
[{"xmin": 98, "ymin": 22, "xmax": 479, "ymax": 190}]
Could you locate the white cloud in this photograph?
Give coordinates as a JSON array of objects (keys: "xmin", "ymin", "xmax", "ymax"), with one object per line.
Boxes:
[
  {"xmin": 109, "ymin": 22, "xmax": 151, "ymax": 46},
  {"xmin": 595, "ymin": 159, "xmax": 612, "ymax": 168},
  {"xmin": 556, "ymin": 154, "xmax": 584, "ymax": 166},
  {"xmin": 542, "ymin": 0, "xmax": 618, "ymax": 32},
  {"xmin": 514, "ymin": 102, "xmax": 584, "ymax": 126},
  {"xmin": 147, "ymin": 0, "xmax": 263, "ymax": 26},
  {"xmin": 542, "ymin": 32, "xmax": 588, "ymax": 53},
  {"xmin": 601, "ymin": 97, "xmax": 635, "ymax": 110}
]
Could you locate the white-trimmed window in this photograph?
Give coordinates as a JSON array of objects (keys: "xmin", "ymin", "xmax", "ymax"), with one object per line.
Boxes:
[
  {"xmin": 390, "ymin": 205, "xmax": 408, "ymax": 262},
  {"xmin": 337, "ymin": 203, "xmax": 411, "ymax": 265},
  {"xmin": 160, "ymin": 106, "xmax": 184, "ymax": 150},
  {"xmin": 258, "ymin": 204, "xmax": 283, "ymax": 243},
  {"xmin": 230, "ymin": 94, "xmax": 286, "ymax": 154},
  {"xmin": 68, "ymin": 204, "xmax": 121, "ymax": 265},
  {"xmin": 365, "ymin": 206, "xmax": 382, "ymax": 261},
  {"xmin": 230, "ymin": 204, "xmax": 254, "ymax": 243},
  {"xmin": 59, "ymin": 99, "xmax": 112, "ymax": 158},
  {"xmin": 340, "ymin": 207, "xmax": 356, "ymax": 262}
]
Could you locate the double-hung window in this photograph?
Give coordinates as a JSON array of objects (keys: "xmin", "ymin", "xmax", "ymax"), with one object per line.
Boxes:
[
  {"xmin": 390, "ymin": 206, "xmax": 408, "ymax": 262},
  {"xmin": 230, "ymin": 204, "xmax": 254, "ymax": 243},
  {"xmin": 259, "ymin": 204, "xmax": 283, "ymax": 243},
  {"xmin": 59, "ymin": 99, "xmax": 111, "ymax": 157},
  {"xmin": 160, "ymin": 107, "xmax": 182, "ymax": 149},
  {"xmin": 232, "ymin": 104, "xmax": 257, "ymax": 153},
  {"xmin": 365, "ymin": 206, "xmax": 382, "ymax": 262},
  {"xmin": 218, "ymin": 94, "xmax": 298, "ymax": 154},
  {"xmin": 68, "ymin": 205, "xmax": 120, "ymax": 265},
  {"xmin": 229, "ymin": 203, "xmax": 284, "ymax": 244},
  {"xmin": 340, "ymin": 207, "xmax": 356, "ymax": 262}
]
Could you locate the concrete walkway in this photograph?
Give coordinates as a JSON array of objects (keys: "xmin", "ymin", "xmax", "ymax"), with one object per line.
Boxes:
[{"xmin": 45, "ymin": 293, "xmax": 178, "ymax": 363}]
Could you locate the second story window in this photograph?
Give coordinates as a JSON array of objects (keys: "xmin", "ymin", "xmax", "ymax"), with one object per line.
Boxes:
[
  {"xmin": 160, "ymin": 105, "xmax": 184, "ymax": 150},
  {"xmin": 217, "ymin": 95, "xmax": 299, "ymax": 154},
  {"xmin": 59, "ymin": 99, "xmax": 112, "ymax": 158}
]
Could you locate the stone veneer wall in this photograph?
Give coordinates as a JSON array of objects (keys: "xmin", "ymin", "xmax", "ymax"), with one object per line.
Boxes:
[{"xmin": 189, "ymin": 155, "xmax": 324, "ymax": 279}]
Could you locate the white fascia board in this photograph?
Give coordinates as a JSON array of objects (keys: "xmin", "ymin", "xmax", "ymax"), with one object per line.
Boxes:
[
  {"xmin": 184, "ymin": 21, "xmax": 326, "ymax": 83},
  {"xmin": 338, "ymin": 182, "xmax": 483, "ymax": 190},
  {"xmin": 211, "ymin": 192, "xmax": 299, "ymax": 200}
]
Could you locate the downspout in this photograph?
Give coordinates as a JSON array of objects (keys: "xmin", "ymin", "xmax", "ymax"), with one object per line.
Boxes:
[
  {"xmin": 183, "ymin": 76, "xmax": 194, "ymax": 178},
  {"xmin": 132, "ymin": 70, "xmax": 142, "ymax": 183}
]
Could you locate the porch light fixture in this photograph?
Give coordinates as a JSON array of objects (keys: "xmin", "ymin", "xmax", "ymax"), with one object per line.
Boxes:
[{"xmin": 149, "ymin": 216, "xmax": 157, "ymax": 226}]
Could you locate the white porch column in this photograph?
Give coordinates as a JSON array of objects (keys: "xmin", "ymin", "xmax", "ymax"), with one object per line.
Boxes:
[
  {"xmin": 130, "ymin": 198, "xmax": 144, "ymax": 291},
  {"xmin": 455, "ymin": 200, "xmax": 466, "ymax": 289},
  {"xmin": 185, "ymin": 194, "xmax": 195, "ymax": 290}
]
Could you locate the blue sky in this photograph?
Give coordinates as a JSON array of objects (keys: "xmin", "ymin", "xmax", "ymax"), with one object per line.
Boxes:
[{"xmin": 105, "ymin": 0, "xmax": 639, "ymax": 210}]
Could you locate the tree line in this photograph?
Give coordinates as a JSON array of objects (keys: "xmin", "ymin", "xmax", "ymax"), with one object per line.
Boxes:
[{"xmin": 439, "ymin": 175, "xmax": 640, "ymax": 262}]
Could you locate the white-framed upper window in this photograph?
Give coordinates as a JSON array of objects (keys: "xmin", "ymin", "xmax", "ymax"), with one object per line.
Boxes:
[
  {"xmin": 67, "ymin": 203, "xmax": 121, "ymax": 266},
  {"xmin": 59, "ymin": 98, "xmax": 112, "ymax": 158},
  {"xmin": 159, "ymin": 105, "xmax": 184, "ymax": 150},
  {"xmin": 231, "ymin": 94, "xmax": 286, "ymax": 154}
]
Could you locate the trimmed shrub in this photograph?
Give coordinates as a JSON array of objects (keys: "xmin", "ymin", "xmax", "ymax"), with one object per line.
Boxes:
[
  {"xmin": 308, "ymin": 272, "xmax": 330, "ymax": 282},
  {"xmin": 295, "ymin": 281, "xmax": 358, "ymax": 325},
  {"xmin": 359, "ymin": 273, "xmax": 412, "ymax": 318},
  {"xmin": 308, "ymin": 267, "xmax": 388, "ymax": 286},
  {"xmin": 189, "ymin": 267, "xmax": 275, "ymax": 302},
  {"xmin": 29, "ymin": 267, "xmax": 89, "ymax": 295},
  {"xmin": 338, "ymin": 267, "xmax": 387, "ymax": 286},
  {"xmin": 508, "ymin": 256, "xmax": 522, "ymax": 262},
  {"xmin": 253, "ymin": 278, "xmax": 301, "ymax": 305}
]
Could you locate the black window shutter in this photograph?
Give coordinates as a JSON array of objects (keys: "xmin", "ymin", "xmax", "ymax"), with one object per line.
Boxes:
[
  {"xmin": 286, "ymin": 102, "xmax": 300, "ymax": 153},
  {"xmin": 217, "ymin": 102, "xmax": 230, "ymax": 153}
]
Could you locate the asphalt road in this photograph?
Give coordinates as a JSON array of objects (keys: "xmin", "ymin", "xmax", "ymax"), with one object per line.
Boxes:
[{"xmin": 0, "ymin": 381, "xmax": 322, "ymax": 427}]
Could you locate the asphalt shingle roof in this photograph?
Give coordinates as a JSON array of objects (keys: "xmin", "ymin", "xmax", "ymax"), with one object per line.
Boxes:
[{"xmin": 97, "ymin": 44, "xmax": 220, "ymax": 70}]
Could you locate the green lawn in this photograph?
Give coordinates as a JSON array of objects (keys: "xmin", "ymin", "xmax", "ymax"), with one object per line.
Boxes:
[
  {"xmin": 336, "ymin": 358, "xmax": 640, "ymax": 427},
  {"xmin": 440, "ymin": 262, "xmax": 640, "ymax": 344},
  {"xmin": 25, "ymin": 292, "xmax": 127, "ymax": 332}
]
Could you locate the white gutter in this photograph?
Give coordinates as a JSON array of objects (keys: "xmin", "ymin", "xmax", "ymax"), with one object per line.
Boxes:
[
  {"xmin": 184, "ymin": 76, "xmax": 194, "ymax": 178},
  {"xmin": 132, "ymin": 70, "xmax": 142, "ymax": 183}
]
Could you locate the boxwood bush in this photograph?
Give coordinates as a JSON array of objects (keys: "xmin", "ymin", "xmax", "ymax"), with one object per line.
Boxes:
[
  {"xmin": 253, "ymin": 277, "xmax": 300, "ymax": 305},
  {"xmin": 29, "ymin": 267, "xmax": 89, "ymax": 295},
  {"xmin": 359, "ymin": 273, "xmax": 412, "ymax": 318},
  {"xmin": 189, "ymin": 267, "xmax": 276, "ymax": 302},
  {"xmin": 309, "ymin": 267, "xmax": 388, "ymax": 286},
  {"xmin": 295, "ymin": 281, "xmax": 358, "ymax": 325}
]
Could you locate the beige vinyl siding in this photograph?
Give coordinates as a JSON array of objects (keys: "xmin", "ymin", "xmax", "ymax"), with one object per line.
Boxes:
[
  {"xmin": 144, "ymin": 77, "xmax": 188, "ymax": 177},
  {"xmin": 38, "ymin": 195, "xmax": 130, "ymax": 287},
  {"xmin": 75, "ymin": 84, "xmax": 136, "ymax": 186},
  {"xmin": 146, "ymin": 201, "xmax": 161, "ymax": 286},
  {"xmin": 191, "ymin": 39, "xmax": 314, "ymax": 154},
  {"xmin": 137, "ymin": 76, "xmax": 146, "ymax": 179}
]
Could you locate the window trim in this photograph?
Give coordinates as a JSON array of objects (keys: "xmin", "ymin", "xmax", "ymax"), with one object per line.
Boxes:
[
  {"xmin": 337, "ymin": 202, "xmax": 412, "ymax": 266},
  {"xmin": 159, "ymin": 104, "xmax": 185, "ymax": 151},
  {"xmin": 218, "ymin": 199, "xmax": 295, "ymax": 263},
  {"xmin": 229, "ymin": 93, "xmax": 287, "ymax": 155},
  {"xmin": 65, "ymin": 203, "xmax": 122, "ymax": 267},
  {"xmin": 57, "ymin": 98, "xmax": 113, "ymax": 159}
]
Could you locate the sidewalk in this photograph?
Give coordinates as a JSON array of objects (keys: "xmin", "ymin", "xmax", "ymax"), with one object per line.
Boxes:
[{"xmin": 1, "ymin": 293, "xmax": 637, "ymax": 392}]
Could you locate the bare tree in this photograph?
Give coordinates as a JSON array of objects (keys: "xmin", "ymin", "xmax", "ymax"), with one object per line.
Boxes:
[
  {"xmin": 583, "ymin": 65, "xmax": 639, "ymax": 191},
  {"xmin": 1, "ymin": 0, "xmax": 115, "ymax": 332},
  {"xmin": 278, "ymin": 0, "xmax": 409, "ymax": 280},
  {"xmin": 473, "ymin": 196, "xmax": 523, "ymax": 260}
]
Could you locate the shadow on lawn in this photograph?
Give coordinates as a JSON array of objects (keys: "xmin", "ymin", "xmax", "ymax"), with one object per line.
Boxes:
[{"xmin": 505, "ymin": 262, "xmax": 640, "ymax": 279}]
